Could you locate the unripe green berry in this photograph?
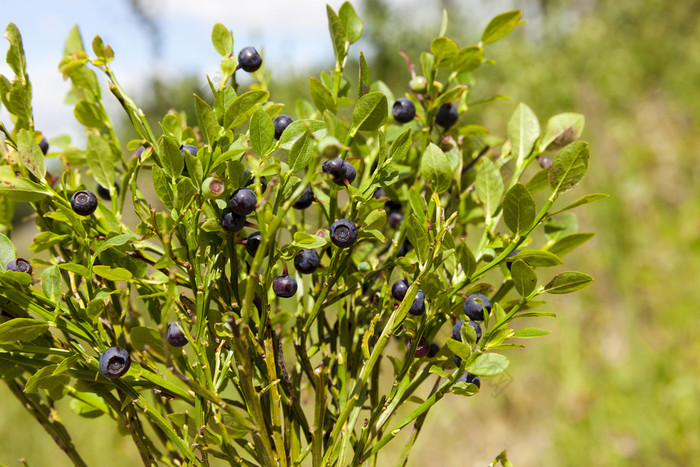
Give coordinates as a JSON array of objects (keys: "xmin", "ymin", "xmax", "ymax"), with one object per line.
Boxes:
[
  {"xmin": 318, "ymin": 136, "xmax": 342, "ymax": 159},
  {"xmin": 202, "ymin": 177, "xmax": 226, "ymax": 199},
  {"xmin": 409, "ymin": 75, "xmax": 428, "ymax": 94}
]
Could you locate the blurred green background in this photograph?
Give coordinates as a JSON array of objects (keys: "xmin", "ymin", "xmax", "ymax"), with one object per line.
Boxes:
[{"xmin": 2, "ymin": 0, "xmax": 699, "ymax": 465}]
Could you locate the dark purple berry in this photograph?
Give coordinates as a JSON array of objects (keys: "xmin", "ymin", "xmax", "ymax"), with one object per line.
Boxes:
[
  {"xmin": 273, "ymin": 273, "xmax": 297, "ymax": 298},
  {"xmin": 452, "ymin": 319, "xmax": 481, "ymax": 343},
  {"xmin": 409, "ymin": 289, "xmax": 425, "ymax": 316},
  {"xmin": 464, "ymin": 293, "xmax": 491, "ymax": 321},
  {"xmin": 457, "ymin": 371, "xmax": 481, "ymax": 388},
  {"xmin": 38, "ymin": 136, "xmax": 49, "ymax": 155},
  {"xmin": 388, "ymin": 210, "xmax": 403, "ymax": 229},
  {"xmin": 506, "ymin": 249, "xmax": 521, "ymax": 270},
  {"xmin": 428, "ymin": 342, "xmax": 440, "ymax": 358},
  {"xmin": 98, "ymin": 347, "xmax": 131, "ymax": 379},
  {"xmin": 229, "ymin": 188, "xmax": 257, "ymax": 216},
  {"xmin": 220, "ymin": 208, "xmax": 245, "ymax": 232},
  {"xmin": 330, "ymin": 219, "xmax": 358, "ymax": 248},
  {"xmin": 294, "ymin": 249, "xmax": 320, "ymax": 274},
  {"xmin": 244, "ymin": 170, "xmax": 267, "ymax": 194},
  {"xmin": 435, "ymin": 103, "xmax": 459, "ymax": 129},
  {"xmin": 293, "ymin": 185, "xmax": 314, "ymax": 209},
  {"xmin": 71, "ymin": 190, "xmax": 98, "ymax": 216},
  {"xmin": 408, "ymin": 336, "xmax": 430, "ymax": 358},
  {"xmin": 392, "ymin": 98, "xmax": 416, "ymax": 123},
  {"xmin": 246, "ymin": 231, "xmax": 261, "ymax": 257},
  {"xmin": 238, "ymin": 46, "xmax": 262, "ymax": 72},
  {"xmin": 391, "ymin": 279, "xmax": 409, "ymax": 301},
  {"xmin": 180, "ymin": 144, "xmax": 198, "ymax": 157},
  {"xmin": 538, "ymin": 156, "xmax": 552, "ymax": 169},
  {"xmin": 273, "ymin": 115, "xmax": 293, "ymax": 139},
  {"xmin": 339, "ymin": 161, "xmax": 356, "ymax": 185},
  {"xmin": 398, "ymin": 240, "xmax": 413, "ymax": 257},
  {"xmin": 373, "ymin": 187, "xmax": 386, "ymax": 199},
  {"xmin": 97, "ymin": 183, "xmax": 119, "ymax": 200},
  {"xmin": 167, "ymin": 322, "xmax": 188, "ymax": 347},
  {"xmin": 7, "ymin": 258, "xmax": 32, "ymax": 275},
  {"xmin": 323, "ymin": 157, "xmax": 346, "ymax": 180}
]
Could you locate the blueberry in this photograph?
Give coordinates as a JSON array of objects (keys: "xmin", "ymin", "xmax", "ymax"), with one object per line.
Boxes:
[
  {"xmin": 246, "ymin": 231, "xmax": 261, "ymax": 257},
  {"xmin": 38, "ymin": 136, "xmax": 49, "ymax": 155},
  {"xmin": 293, "ymin": 184, "xmax": 314, "ymax": 209},
  {"xmin": 167, "ymin": 322, "xmax": 188, "ymax": 347},
  {"xmin": 273, "ymin": 115, "xmax": 293, "ymax": 139},
  {"xmin": 373, "ymin": 187, "xmax": 387, "ymax": 199},
  {"xmin": 330, "ymin": 219, "xmax": 358, "ymax": 248},
  {"xmin": 452, "ymin": 320, "xmax": 481, "ymax": 343},
  {"xmin": 273, "ymin": 273, "xmax": 297, "ymax": 298},
  {"xmin": 7, "ymin": 258, "xmax": 32, "ymax": 275},
  {"xmin": 392, "ymin": 98, "xmax": 416, "ymax": 123},
  {"xmin": 464, "ymin": 293, "xmax": 491, "ymax": 321},
  {"xmin": 220, "ymin": 207, "xmax": 246, "ymax": 232},
  {"xmin": 435, "ymin": 103, "xmax": 459, "ymax": 129},
  {"xmin": 322, "ymin": 157, "xmax": 346, "ymax": 181},
  {"xmin": 409, "ymin": 76, "xmax": 428, "ymax": 94},
  {"xmin": 388, "ymin": 210, "xmax": 403, "ymax": 229},
  {"xmin": 538, "ymin": 156, "xmax": 552, "ymax": 169},
  {"xmin": 243, "ymin": 170, "xmax": 268, "ymax": 194},
  {"xmin": 408, "ymin": 336, "xmax": 430, "ymax": 358},
  {"xmin": 294, "ymin": 249, "xmax": 320, "ymax": 274},
  {"xmin": 506, "ymin": 249, "xmax": 521, "ymax": 270},
  {"xmin": 97, "ymin": 183, "xmax": 119, "ymax": 200},
  {"xmin": 397, "ymin": 240, "xmax": 413, "ymax": 257},
  {"xmin": 457, "ymin": 371, "xmax": 481, "ymax": 388},
  {"xmin": 339, "ymin": 161, "xmax": 356, "ymax": 185},
  {"xmin": 391, "ymin": 279, "xmax": 409, "ymax": 301},
  {"xmin": 318, "ymin": 136, "xmax": 341, "ymax": 159},
  {"xmin": 409, "ymin": 289, "xmax": 425, "ymax": 316},
  {"xmin": 428, "ymin": 342, "xmax": 440, "ymax": 358},
  {"xmin": 229, "ymin": 188, "xmax": 257, "ymax": 216},
  {"xmin": 453, "ymin": 355, "xmax": 462, "ymax": 367},
  {"xmin": 180, "ymin": 144, "xmax": 198, "ymax": 157},
  {"xmin": 238, "ymin": 46, "xmax": 262, "ymax": 72},
  {"xmin": 385, "ymin": 199, "xmax": 402, "ymax": 212},
  {"xmin": 98, "ymin": 347, "xmax": 131, "ymax": 379},
  {"xmin": 71, "ymin": 190, "xmax": 98, "ymax": 216}
]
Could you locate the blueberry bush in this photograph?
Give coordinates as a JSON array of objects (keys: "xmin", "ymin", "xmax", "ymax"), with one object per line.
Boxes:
[{"xmin": 0, "ymin": 4, "xmax": 603, "ymax": 466}]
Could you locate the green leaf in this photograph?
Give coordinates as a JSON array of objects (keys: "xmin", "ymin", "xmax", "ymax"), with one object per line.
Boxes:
[
  {"xmin": 433, "ymin": 85, "xmax": 468, "ymax": 110},
  {"xmin": 58, "ymin": 263, "xmax": 89, "ymax": 277},
  {"xmin": 249, "ymin": 107, "xmax": 275, "ymax": 156},
  {"xmin": 452, "ymin": 46, "xmax": 484, "ymax": 74},
  {"xmin": 420, "ymin": 143, "xmax": 452, "ymax": 193},
  {"xmin": 211, "ymin": 23, "xmax": 233, "ymax": 56},
  {"xmin": 326, "ymin": 4, "xmax": 348, "ymax": 64},
  {"xmin": 457, "ymin": 241, "xmax": 476, "ymax": 277},
  {"xmin": 63, "ymin": 25, "xmax": 84, "ymax": 54},
  {"xmin": 94, "ymin": 233, "xmax": 137, "ymax": 257},
  {"xmin": 339, "ymin": 2, "xmax": 363, "ymax": 43},
  {"xmin": 363, "ymin": 209, "xmax": 387, "ymax": 231},
  {"xmin": 406, "ymin": 214, "xmax": 429, "ymax": 264},
  {"xmin": 481, "ymin": 10, "xmax": 523, "ymax": 44},
  {"xmin": 549, "ymin": 142, "xmax": 589, "ymax": 196},
  {"xmin": 224, "ymin": 90, "xmax": 269, "ymax": 130},
  {"xmin": 467, "ymin": 352, "xmax": 509, "ymax": 376},
  {"xmin": 540, "ymin": 113, "xmax": 585, "ymax": 151},
  {"xmin": 388, "ymin": 128, "xmax": 412, "ymax": 162},
  {"xmin": 508, "ymin": 103, "xmax": 540, "ymax": 163},
  {"xmin": 292, "ymin": 232, "xmax": 327, "ymax": 250},
  {"xmin": 544, "ymin": 271, "xmax": 593, "ymax": 294},
  {"xmin": 41, "ymin": 265, "xmax": 61, "ymax": 300},
  {"xmin": 86, "ymin": 133, "xmax": 115, "ymax": 190},
  {"xmin": 4, "ymin": 23, "xmax": 27, "ymax": 79},
  {"xmin": 358, "ymin": 52, "xmax": 370, "ymax": 98},
  {"xmin": 25, "ymin": 365, "xmax": 68, "ymax": 394},
  {"xmin": 503, "ymin": 183, "xmax": 536, "ymax": 235},
  {"xmin": 0, "ymin": 233, "xmax": 16, "ymax": 269},
  {"xmin": 130, "ymin": 326, "xmax": 166, "ymax": 360},
  {"xmin": 158, "ymin": 135, "xmax": 184, "ymax": 178},
  {"xmin": 279, "ymin": 120, "xmax": 327, "ymax": 150},
  {"xmin": 430, "ymin": 36, "xmax": 459, "ymax": 66},
  {"xmin": 508, "ymin": 250, "xmax": 562, "ymax": 267},
  {"xmin": 92, "ymin": 265, "xmax": 132, "ymax": 281},
  {"xmin": 446, "ymin": 338, "xmax": 471, "ymax": 360},
  {"xmin": 74, "ymin": 101, "xmax": 104, "ymax": 128},
  {"xmin": 407, "ymin": 188, "xmax": 426, "ymax": 223},
  {"xmin": 288, "ymin": 130, "xmax": 315, "ymax": 173},
  {"xmin": 549, "ymin": 193, "xmax": 609, "ymax": 217},
  {"xmin": 16, "ymin": 130, "xmax": 46, "ymax": 179},
  {"xmin": 352, "ymin": 92, "xmax": 387, "ymax": 132},
  {"xmin": 545, "ymin": 232, "xmax": 594, "ymax": 257},
  {"xmin": 511, "ymin": 259, "xmax": 537, "ymax": 297},
  {"xmin": 194, "ymin": 94, "xmax": 221, "ymax": 146},
  {"xmin": 0, "ymin": 170, "xmax": 51, "ymax": 201},
  {"xmin": 0, "ymin": 318, "xmax": 48, "ymax": 344},
  {"xmin": 525, "ymin": 167, "xmax": 550, "ymax": 193},
  {"xmin": 309, "ymin": 77, "xmax": 336, "ymax": 114},
  {"xmin": 152, "ymin": 166, "xmax": 173, "ymax": 209},
  {"xmin": 86, "ymin": 298, "xmax": 105, "ymax": 321},
  {"xmin": 474, "ymin": 157, "xmax": 503, "ymax": 218},
  {"xmin": 511, "ymin": 327, "xmax": 551, "ymax": 338}
]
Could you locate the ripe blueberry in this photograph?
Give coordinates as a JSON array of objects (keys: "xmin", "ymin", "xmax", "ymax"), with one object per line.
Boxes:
[
  {"xmin": 294, "ymin": 249, "xmax": 320, "ymax": 274},
  {"xmin": 391, "ymin": 279, "xmax": 409, "ymax": 301},
  {"xmin": 246, "ymin": 231, "xmax": 261, "ymax": 257},
  {"xmin": 180, "ymin": 144, "xmax": 198, "ymax": 157},
  {"xmin": 7, "ymin": 258, "xmax": 32, "ymax": 275},
  {"xmin": 428, "ymin": 342, "xmax": 440, "ymax": 358},
  {"xmin": 99, "ymin": 347, "xmax": 131, "ymax": 379},
  {"xmin": 538, "ymin": 156, "xmax": 552, "ymax": 169},
  {"xmin": 97, "ymin": 183, "xmax": 119, "ymax": 200},
  {"xmin": 340, "ymin": 161, "xmax": 356, "ymax": 185},
  {"xmin": 506, "ymin": 249, "xmax": 521, "ymax": 270},
  {"xmin": 322, "ymin": 157, "xmax": 346, "ymax": 180},
  {"xmin": 238, "ymin": 46, "xmax": 262, "ymax": 72},
  {"xmin": 330, "ymin": 219, "xmax": 358, "ymax": 248},
  {"xmin": 398, "ymin": 240, "xmax": 413, "ymax": 257},
  {"xmin": 388, "ymin": 210, "xmax": 403, "ymax": 229},
  {"xmin": 293, "ymin": 184, "xmax": 314, "ymax": 210},
  {"xmin": 273, "ymin": 273, "xmax": 297, "ymax": 298},
  {"xmin": 464, "ymin": 293, "xmax": 491, "ymax": 321},
  {"xmin": 167, "ymin": 322, "xmax": 188, "ymax": 347},
  {"xmin": 435, "ymin": 103, "xmax": 459, "ymax": 129},
  {"xmin": 409, "ymin": 289, "xmax": 425, "ymax": 316},
  {"xmin": 373, "ymin": 187, "xmax": 387, "ymax": 199},
  {"xmin": 229, "ymin": 188, "xmax": 257, "ymax": 216},
  {"xmin": 392, "ymin": 98, "xmax": 416, "ymax": 123},
  {"xmin": 38, "ymin": 136, "xmax": 49, "ymax": 155},
  {"xmin": 408, "ymin": 336, "xmax": 430, "ymax": 358},
  {"xmin": 243, "ymin": 170, "xmax": 268, "ymax": 194},
  {"xmin": 273, "ymin": 115, "xmax": 293, "ymax": 139},
  {"xmin": 457, "ymin": 371, "xmax": 481, "ymax": 388},
  {"xmin": 220, "ymin": 208, "xmax": 246, "ymax": 232},
  {"xmin": 71, "ymin": 190, "xmax": 98, "ymax": 216}
]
